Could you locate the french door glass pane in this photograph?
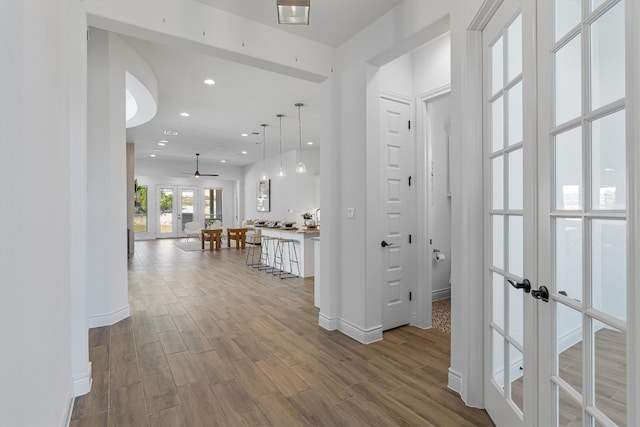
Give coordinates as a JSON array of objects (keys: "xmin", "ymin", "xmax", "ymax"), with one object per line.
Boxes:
[
  {"xmin": 492, "ymin": 36, "xmax": 504, "ymax": 96},
  {"xmin": 555, "ymin": 218, "xmax": 583, "ymax": 301},
  {"xmin": 508, "ymin": 81, "xmax": 523, "ymax": 146},
  {"xmin": 507, "ymin": 14, "xmax": 522, "ymax": 81},
  {"xmin": 593, "ymin": 320, "xmax": 627, "ymax": 426},
  {"xmin": 555, "ymin": 0, "xmax": 581, "ymax": 42},
  {"xmin": 493, "ymin": 272, "xmax": 505, "ymax": 330},
  {"xmin": 493, "ymin": 157, "xmax": 504, "ymax": 210},
  {"xmin": 555, "ymin": 127, "xmax": 582, "ymax": 210},
  {"xmin": 508, "ymin": 149, "xmax": 523, "ymax": 210},
  {"xmin": 592, "ymin": 219, "xmax": 626, "ymax": 321},
  {"xmin": 509, "ymin": 280, "xmax": 524, "ymax": 346},
  {"xmin": 134, "ymin": 185, "xmax": 148, "ymax": 233},
  {"xmin": 591, "ymin": 0, "xmax": 606, "ymax": 10},
  {"xmin": 591, "ymin": 109, "xmax": 626, "ymax": 210},
  {"xmin": 180, "ymin": 189, "xmax": 194, "ymax": 231},
  {"xmin": 159, "ymin": 188, "xmax": 173, "ymax": 233},
  {"xmin": 555, "ymin": 35, "xmax": 582, "ymax": 125},
  {"xmin": 493, "ymin": 215, "xmax": 505, "ymax": 270},
  {"xmin": 492, "ymin": 97, "xmax": 504, "ymax": 152},
  {"xmin": 509, "ymin": 215, "xmax": 523, "ymax": 277},
  {"xmin": 590, "ymin": 1, "xmax": 625, "ymax": 110},
  {"xmin": 509, "ymin": 343, "xmax": 524, "ymax": 412},
  {"xmin": 558, "ymin": 385, "xmax": 583, "ymax": 426},
  {"xmin": 556, "ymin": 303, "xmax": 583, "ymax": 394},
  {"xmin": 493, "ymin": 328, "xmax": 505, "ymax": 386}
]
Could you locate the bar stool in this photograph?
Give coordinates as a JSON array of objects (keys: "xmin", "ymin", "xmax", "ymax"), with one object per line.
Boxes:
[
  {"xmin": 259, "ymin": 236, "xmax": 278, "ymax": 273},
  {"xmin": 245, "ymin": 232, "xmax": 262, "ymax": 267},
  {"xmin": 274, "ymin": 238, "xmax": 300, "ymax": 279}
]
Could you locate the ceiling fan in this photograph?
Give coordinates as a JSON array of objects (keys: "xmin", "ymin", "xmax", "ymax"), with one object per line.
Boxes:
[{"xmin": 188, "ymin": 153, "xmax": 218, "ymax": 177}]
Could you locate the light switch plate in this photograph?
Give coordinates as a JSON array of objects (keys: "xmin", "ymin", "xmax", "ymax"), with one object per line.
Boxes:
[{"xmin": 347, "ymin": 207, "xmax": 356, "ymax": 219}]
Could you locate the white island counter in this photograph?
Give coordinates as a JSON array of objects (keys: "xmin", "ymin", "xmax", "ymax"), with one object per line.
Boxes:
[{"xmin": 257, "ymin": 227, "xmax": 319, "ymax": 278}]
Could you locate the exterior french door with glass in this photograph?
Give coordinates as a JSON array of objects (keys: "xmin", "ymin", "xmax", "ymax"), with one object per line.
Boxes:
[
  {"xmin": 156, "ymin": 185, "xmax": 197, "ymax": 238},
  {"xmin": 484, "ymin": 0, "xmax": 630, "ymax": 426}
]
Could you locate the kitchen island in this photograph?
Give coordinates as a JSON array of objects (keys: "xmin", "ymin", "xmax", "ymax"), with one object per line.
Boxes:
[{"xmin": 258, "ymin": 227, "xmax": 319, "ymax": 278}]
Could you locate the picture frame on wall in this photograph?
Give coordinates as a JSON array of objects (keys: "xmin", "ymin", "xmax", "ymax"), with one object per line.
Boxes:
[{"xmin": 257, "ymin": 179, "xmax": 270, "ymax": 212}]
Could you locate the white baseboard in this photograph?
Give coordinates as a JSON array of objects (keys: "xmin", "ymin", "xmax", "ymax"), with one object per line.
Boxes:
[
  {"xmin": 558, "ymin": 326, "xmax": 582, "ymax": 354},
  {"xmin": 60, "ymin": 393, "xmax": 74, "ymax": 427},
  {"xmin": 338, "ymin": 319, "xmax": 383, "ymax": 344},
  {"xmin": 432, "ymin": 287, "xmax": 451, "ymax": 301},
  {"xmin": 73, "ymin": 362, "xmax": 92, "ymax": 397},
  {"xmin": 318, "ymin": 312, "xmax": 338, "ymax": 331},
  {"xmin": 88, "ymin": 305, "xmax": 130, "ymax": 328},
  {"xmin": 448, "ymin": 367, "xmax": 463, "ymax": 395}
]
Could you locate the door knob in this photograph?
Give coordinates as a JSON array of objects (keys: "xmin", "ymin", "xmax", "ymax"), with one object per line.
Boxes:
[
  {"xmin": 381, "ymin": 240, "xmax": 392, "ymax": 248},
  {"xmin": 507, "ymin": 279, "xmax": 531, "ymax": 293},
  {"xmin": 531, "ymin": 286, "xmax": 549, "ymax": 302}
]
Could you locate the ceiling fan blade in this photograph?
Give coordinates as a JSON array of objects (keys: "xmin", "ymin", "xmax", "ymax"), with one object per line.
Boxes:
[{"xmin": 199, "ymin": 173, "xmax": 219, "ymax": 177}]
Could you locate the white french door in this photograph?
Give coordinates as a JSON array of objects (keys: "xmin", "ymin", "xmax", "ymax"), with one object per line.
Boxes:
[
  {"xmin": 537, "ymin": 0, "xmax": 628, "ymax": 426},
  {"xmin": 156, "ymin": 185, "xmax": 197, "ymax": 238},
  {"xmin": 483, "ymin": 1, "xmax": 536, "ymax": 425},
  {"xmin": 483, "ymin": 0, "xmax": 631, "ymax": 426}
]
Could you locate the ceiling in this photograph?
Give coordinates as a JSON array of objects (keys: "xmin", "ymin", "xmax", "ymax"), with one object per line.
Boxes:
[{"xmin": 126, "ymin": 0, "xmax": 403, "ymax": 177}]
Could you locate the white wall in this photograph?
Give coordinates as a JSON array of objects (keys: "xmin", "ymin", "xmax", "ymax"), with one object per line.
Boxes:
[
  {"xmin": 0, "ymin": 1, "xmax": 76, "ymax": 425},
  {"xmin": 413, "ymin": 33, "xmax": 452, "ymax": 96},
  {"xmin": 243, "ymin": 150, "xmax": 320, "ymax": 223},
  {"xmin": 87, "ymin": 29, "xmax": 130, "ymax": 327}
]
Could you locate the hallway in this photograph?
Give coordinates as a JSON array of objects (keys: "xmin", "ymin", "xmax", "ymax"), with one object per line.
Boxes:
[{"xmin": 71, "ymin": 239, "xmax": 492, "ymax": 426}]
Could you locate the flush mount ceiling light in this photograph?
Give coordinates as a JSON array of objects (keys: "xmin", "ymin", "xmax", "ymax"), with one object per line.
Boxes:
[
  {"xmin": 277, "ymin": 0, "xmax": 310, "ymax": 25},
  {"xmin": 203, "ymin": 79, "xmax": 215, "ymax": 85},
  {"xmin": 294, "ymin": 103, "xmax": 307, "ymax": 174},
  {"xmin": 276, "ymin": 114, "xmax": 286, "ymax": 177},
  {"xmin": 260, "ymin": 124, "xmax": 269, "ymax": 182}
]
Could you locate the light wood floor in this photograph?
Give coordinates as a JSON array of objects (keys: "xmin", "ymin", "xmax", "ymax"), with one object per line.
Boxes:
[{"xmin": 70, "ymin": 239, "xmax": 493, "ymax": 427}]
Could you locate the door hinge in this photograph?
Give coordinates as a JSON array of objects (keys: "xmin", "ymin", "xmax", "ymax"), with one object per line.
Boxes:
[
  {"xmin": 409, "ymin": 234, "xmax": 412, "ymax": 244},
  {"xmin": 430, "ymin": 238, "xmax": 432, "ymax": 245},
  {"xmin": 408, "ymin": 120, "xmax": 411, "ymax": 130},
  {"xmin": 408, "ymin": 176, "xmax": 412, "ymax": 187},
  {"xmin": 409, "ymin": 291, "xmax": 412, "ymax": 301}
]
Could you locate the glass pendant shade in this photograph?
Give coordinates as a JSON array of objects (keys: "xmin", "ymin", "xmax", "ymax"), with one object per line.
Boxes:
[
  {"xmin": 295, "ymin": 103, "xmax": 307, "ymax": 174},
  {"xmin": 277, "ymin": 0, "xmax": 310, "ymax": 25},
  {"xmin": 260, "ymin": 124, "xmax": 268, "ymax": 181},
  {"xmin": 277, "ymin": 114, "xmax": 286, "ymax": 177}
]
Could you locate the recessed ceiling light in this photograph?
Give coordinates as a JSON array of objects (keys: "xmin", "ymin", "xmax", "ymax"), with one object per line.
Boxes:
[
  {"xmin": 221, "ymin": 160, "xmax": 227, "ymax": 163},
  {"xmin": 164, "ymin": 130, "xmax": 178, "ymax": 136},
  {"xmin": 241, "ymin": 151, "xmax": 248, "ymax": 155},
  {"xmin": 154, "ymin": 149, "xmax": 161, "ymax": 152},
  {"xmin": 150, "ymin": 154, "xmax": 157, "ymax": 158},
  {"xmin": 241, "ymin": 133, "xmax": 248, "ymax": 137},
  {"xmin": 204, "ymin": 79, "xmax": 215, "ymax": 85},
  {"xmin": 180, "ymin": 112, "xmax": 190, "ymax": 117},
  {"xmin": 158, "ymin": 142, "xmax": 166, "ymax": 146},
  {"xmin": 307, "ymin": 141, "xmax": 314, "ymax": 145}
]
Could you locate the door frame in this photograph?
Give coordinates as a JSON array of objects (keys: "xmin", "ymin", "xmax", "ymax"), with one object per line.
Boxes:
[
  {"xmin": 155, "ymin": 184, "xmax": 198, "ymax": 238},
  {"xmin": 415, "ymin": 84, "xmax": 451, "ymax": 329}
]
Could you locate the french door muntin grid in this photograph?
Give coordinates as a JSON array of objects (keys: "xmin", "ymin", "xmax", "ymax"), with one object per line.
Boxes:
[
  {"xmin": 550, "ymin": 0, "xmax": 626, "ymax": 425},
  {"xmin": 487, "ymin": 8, "xmax": 525, "ymax": 412}
]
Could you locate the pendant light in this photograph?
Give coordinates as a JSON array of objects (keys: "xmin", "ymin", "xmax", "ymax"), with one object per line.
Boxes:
[
  {"xmin": 276, "ymin": 114, "xmax": 286, "ymax": 177},
  {"xmin": 260, "ymin": 124, "xmax": 269, "ymax": 181},
  {"xmin": 295, "ymin": 103, "xmax": 307, "ymax": 173}
]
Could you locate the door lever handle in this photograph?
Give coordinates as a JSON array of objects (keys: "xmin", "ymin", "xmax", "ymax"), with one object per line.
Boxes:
[
  {"xmin": 531, "ymin": 286, "xmax": 549, "ymax": 302},
  {"xmin": 507, "ymin": 279, "xmax": 531, "ymax": 293},
  {"xmin": 381, "ymin": 240, "xmax": 394, "ymax": 248}
]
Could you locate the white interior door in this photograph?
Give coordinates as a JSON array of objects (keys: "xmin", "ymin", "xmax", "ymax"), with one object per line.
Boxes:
[
  {"xmin": 483, "ymin": 1, "xmax": 535, "ymax": 425},
  {"xmin": 380, "ymin": 96, "xmax": 414, "ymax": 331},
  {"xmin": 537, "ymin": 0, "xmax": 629, "ymax": 425}
]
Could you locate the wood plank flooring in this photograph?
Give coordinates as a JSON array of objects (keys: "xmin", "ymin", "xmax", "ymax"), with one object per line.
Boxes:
[{"xmin": 71, "ymin": 239, "xmax": 493, "ymax": 427}]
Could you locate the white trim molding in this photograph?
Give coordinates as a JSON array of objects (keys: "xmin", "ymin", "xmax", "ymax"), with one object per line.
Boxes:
[
  {"xmin": 432, "ymin": 288, "xmax": 451, "ymax": 301},
  {"xmin": 337, "ymin": 319, "xmax": 383, "ymax": 344},
  {"xmin": 73, "ymin": 362, "xmax": 92, "ymax": 397},
  {"xmin": 88, "ymin": 305, "xmax": 130, "ymax": 328},
  {"xmin": 318, "ymin": 312, "xmax": 338, "ymax": 331},
  {"xmin": 61, "ymin": 394, "xmax": 74, "ymax": 427},
  {"xmin": 448, "ymin": 367, "xmax": 463, "ymax": 396}
]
